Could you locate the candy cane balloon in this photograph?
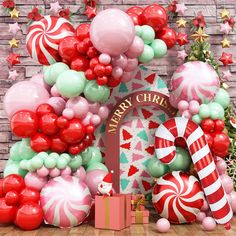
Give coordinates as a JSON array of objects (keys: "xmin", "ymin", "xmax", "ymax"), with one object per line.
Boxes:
[{"xmin": 155, "ymin": 117, "xmax": 233, "ymax": 225}]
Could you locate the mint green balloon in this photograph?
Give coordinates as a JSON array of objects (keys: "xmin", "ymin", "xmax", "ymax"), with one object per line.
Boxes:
[
  {"xmin": 31, "ymin": 156, "xmax": 44, "ymax": 169},
  {"xmin": 135, "ymin": 25, "xmax": 142, "ymax": 37},
  {"xmin": 44, "ymin": 156, "xmax": 56, "ymax": 169},
  {"xmin": 199, "ymin": 104, "xmax": 210, "ymax": 119},
  {"xmin": 18, "ymin": 139, "xmax": 36, "ymax": 160},
  {"xmin": 151, "ymin": 39, "xmax": 167, "ymax": 58},
  {"xmin": 19, "ymin": 160, "xmax": 28, "ymax": 170},
  {"xmin": 192, "ymin": 114, "xmax": 202, "ymax": 124},
  {"xmin": 86, "ymin": 162, "xmax": 108, "ymax": 172},
  {"xmin": 138, "ymin": 45, "xmax": 154, "ymax": 63},
  {"xmin": 49, "ymin": 152, "xmax": 60, "ymax": 160},
  {"xmin": 69, "ymin": 155, "xmax": 82, "ymax": 170},
  {"xmin": 56, "ymin": 70, "xmax": 86, "ymax": 98},
  {"xmin": 81, "ymin": 148, "xmax": 92, "ymax": 165},
  {"xmin": 10, "ymin": 142, "xmax": 21, "ymax": 161},
  {"xmin": 147, "ymin": 158, "xmax": 169, "ymax": 178},
  {"xmin": 36, "ymin": 152, "xmax": 48, "ymax": 161},
  {"xmin": 86, "ymin": 147, "xmax": 103, "ymax": 166},
  {"xmin": 214, "ymin": 88, "xmax": 230, "ymax": 109},
  {"xmin": 84, "ymin": 81, "xmax": 110, "ymax": 103},
  {"xmin": 168, "ymin": 147, "xmax": 191, "ymax": 171},
  {"xmin": 4, "ymin": 161, "xmax": 27, "ymax": 177},
  {"xmin": 60, "ymin": 153, "xmax": 72, "ymax": 162},
  {"xmin": 56, "ymin": 157, "xmax": 68, "ymax": 169},
  {"xmin": 209, "ymin": 102, "xmax": 225, "ymax": 120},
  {"xmin": 141, "ymin": 25, "xmax": 155, "ymax": 44}
]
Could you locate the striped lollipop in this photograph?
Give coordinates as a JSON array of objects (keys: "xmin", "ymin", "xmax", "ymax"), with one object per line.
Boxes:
[
  {"xmin": 152, "ymin": 171, "xmax": 204, "ymax": 224},
  {"xmin": 26, "ymin": 16, "xmax": 75, "ymax": 65},
  {"xmin": 169, "ymin": 61, "xmax": 220, "ymax": 108},
  {"xmin": 40, "ymin": 176, "xmax": 92, "ymax": 228}
]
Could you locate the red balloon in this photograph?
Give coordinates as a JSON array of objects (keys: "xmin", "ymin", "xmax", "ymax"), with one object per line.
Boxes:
[
  {"xmin": 15, "ymin": 203, "xmax": 43, "ymax": 230},
  {"xmin": 126, "ymin": 6, "xmax": 143, "ymax": 16},
  {"xmin": 107, "ymin": 76, "xmax": 121, "ymax": 87},
  {"xmin": 97, "ymin": 76, "xmax": 108, "ymax": 85},
  {"xmin": 19, "ymin": 187, "xmax": 40, "ymax": 205},
  {"xmin": 68, "ymin": 142, "xmax": 86, "ymax": 155},
  {"xmin": 85, "ymin": 68, "xmax": 96, "ymax": 80},
  {"xmin": 36, "ymin": 104, "xmax": 55, "ymax": 117},
  {"xmin": 212, "ymin": 132, "xmax": 230, "ymax": 158},
  {"xmin": 5, "ymin": 191, "xmax": 19, "ymax": 206},
  {"xmin": 76, "ymin": 23, "xmax": 90, "ymax": 41},
  {"xmin": 83, "ymin": 134, "xmax": 93, "ymax": 146},
  {"xmin": 71, "ymin": 56, "xmax": 90, "ymax": 71},
  {"xmin": 105, "ymin": 65, "xmax": 112, "ymax": 75},
  {"xmin": 0, "ymin": 198, "xmax": 17, "ymax": 224},
  {"xmin": 59, "ymin": 36, "xmax": 80, "ymax": 62},
  {"xmin": 0, "ymin": 179, "xmax": 4, "ymax": 198},
  {"xmin": 89, "ymin": 57, "xmax": 99, "ymax": 69},
  {"xmin": 94, "ymin": 64, "xmax": 106, "ymax": 76},
  {"xmin": 10, "ymin": 110, "xmax": 39, "ymax": 138},
  {"xmin": 156, "ymin": 27, "xmax": 177, "ymax": 49},
  {"xmin": 214, "ymin": 119, "xmax": 225, "ymax": 132},
  {"xmin": 60, "ymin": 119, "xmax": 85, "ymax": 144},
  {"xmin": 86, "ymin": 125, "xmax": 95, "ymax": 134},
  {"xmin": 51, "ymin": 135, "xmax": 68, "ymax": 153},
  {"xmin": 30, "ymin": 133, "xmax": 51, "ymax": 152},
  {"xmin": 201, "ymin": 118, "xmax": 215, "ymax": 133},
  {"xmin": 204, "ymin": 133, "xmax": 213, "ymax": 148},
  {"xmin": 83, "ymin": 38, "xmax": 92, "ymax": 48},
  {"xmin": 140, "ymin": 4, "xmax": 168, "ymax": 31},
  {"xmin": 56, "ymin": 116, "xmax": 69, "ymax": 129},
  {"xmin": 87, "ymin": 46, "xmax": 99, "ymax": 58},
  {"xmin": 3, "ymin": 174, "xmax": 25, "ymax": 194},
  {"xmin": 39, "ymin": 113, "xmax": 59, "ymax": 135},
  {"xmin": 127, "ymin": 12, "xmax": 142, "ymax": 25},
  {"xmin": 76, "ymin": 41, "xmax": 89, "ymax": 55}
]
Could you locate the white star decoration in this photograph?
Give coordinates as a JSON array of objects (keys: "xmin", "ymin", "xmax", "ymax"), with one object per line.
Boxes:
[
  {"xmin": 177, "ymin": 50, "xmax": 188, "ymax": 60},
  {"xmin": 222, "ymin": 70, "xmax": 233, "ymax": 80},
  {"xmin": 8, "ymin": 70, "xmax": 19, "ymax": 80},
  {"xmin": 49, "ymin": 1, "xmax": 62, "ymax": 14},
  {"xmin": 176, "ymin": 3, "xmax": 188, "ymax": 16},
  {"xmin": 8, "ymin": 22, "xmax": 21, "ymax": 35},
  {"xmin": 220, "ymin": 22, "xmax": 232, "ymax": 35}
]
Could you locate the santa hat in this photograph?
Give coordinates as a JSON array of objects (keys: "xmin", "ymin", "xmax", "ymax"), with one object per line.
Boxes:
[{"xmin": 102, "ymin": 170, "xmax": 114, "ymax": 184}]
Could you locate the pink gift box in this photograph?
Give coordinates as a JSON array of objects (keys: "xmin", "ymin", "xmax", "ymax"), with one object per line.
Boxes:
[
  {"xmin": 131, "ymin": 210, "xmax": 150, "ymax": 224},
  {"xmin": 95, "ymin": 194, "xmax": 131, "ymax": 230},
  {"xmin": 131, "ymin": 194, "xmax": 146, "ymax": 211}
]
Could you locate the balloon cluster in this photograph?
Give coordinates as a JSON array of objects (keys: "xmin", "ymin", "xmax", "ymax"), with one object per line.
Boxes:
[{"xmin": 0, "ymin": 174, "xmax": 43, "ymax": 230}]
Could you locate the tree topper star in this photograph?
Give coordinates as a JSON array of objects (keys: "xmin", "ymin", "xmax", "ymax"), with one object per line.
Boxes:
[
  {"xmin": 220, "ymin": 8, "xmax": 230, "ymax": 19},
  {"xmin": 84, "ymin": 5, "xmax": 96, "ymax": 19},
  {"xmin": 175, "ymin": 3, "xmax": 187, "ymax": 16},
  {"xmin": 9, "ymin": 38, "xmax": 19, "ymax": 48},
  {"xmin": 219, "ymin": 52, "xmax": 234, "ymax": 66},
  {"xmin": 191, "ymin": 28, "xmax": 209, "ymax": 43}
]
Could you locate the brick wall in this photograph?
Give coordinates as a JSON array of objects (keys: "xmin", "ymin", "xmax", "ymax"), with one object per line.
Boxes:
[{"xmin": 0, "ymin": 0, "xmax": 235, "ymax": 174}]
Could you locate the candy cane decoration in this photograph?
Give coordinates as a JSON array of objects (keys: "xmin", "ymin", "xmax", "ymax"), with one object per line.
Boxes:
[{"xmin": 155, "ymin": 117, "xmax": 233, "ymax": 225}]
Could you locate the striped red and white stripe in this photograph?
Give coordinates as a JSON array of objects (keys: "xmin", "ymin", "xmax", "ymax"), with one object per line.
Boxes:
[
  {"xmin": 26, "ymin": 15, "xmax": 75, "ymax": 65},
  {"xmin": 155, "ymin": 117, "xmax": 233, "ymax": 225}
]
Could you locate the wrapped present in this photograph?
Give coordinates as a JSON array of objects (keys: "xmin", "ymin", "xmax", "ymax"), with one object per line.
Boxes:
[
  {"xmin": 131, "ymin": 194, "xmax": 146, "ymax": 211},
  {"xmin": 131, "ymin": 210, "xmax": 150, "ymax": 224},
  {"xmin": 95, "ymin": 194, "xmax": 131, "ymax": 230}
]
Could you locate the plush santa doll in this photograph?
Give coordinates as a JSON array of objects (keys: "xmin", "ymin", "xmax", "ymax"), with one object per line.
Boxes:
[{"xmin": 97, "ymin": 170, "xmax": 114, "ymax": 196}]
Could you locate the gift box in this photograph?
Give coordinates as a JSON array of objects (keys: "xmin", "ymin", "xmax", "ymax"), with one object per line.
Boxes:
[
  {"xmin": 95, "ymin": 194, "xmax": 131, "ymax": 230},
  {"xmin": 131, "ymin": 194, "xmax": 146, "ymax": 211},
  {"xmin": 131, "ymin": 210, "xmax": 150, "ymax": 224}
]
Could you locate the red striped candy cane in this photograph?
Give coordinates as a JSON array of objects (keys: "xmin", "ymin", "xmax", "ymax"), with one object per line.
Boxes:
[{"xmin": 155, "ymin": 117, "xmax": 233, "ymax": 225}]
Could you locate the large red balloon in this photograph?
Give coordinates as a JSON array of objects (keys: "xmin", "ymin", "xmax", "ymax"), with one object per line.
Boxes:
[
  {"xmin": 126, "ymin": 6, "xmax": 143, "ymax": 16},
  {"xmin": 36, "ymin": 104, "xmax": 55, "ymax": 117},
  {"xmin": 127, "ymin": 12, "xmax": 142, "ymax": 26},
  {"xmin": 140, "ymin": 4, "xmax": 168, "ymax": 31},
  {"xmin": 51, "ymin": 135, "xmax": 68, "ymax": 153},
  {"xmin": 0, "ymin": 198, "xmax": 17, "ymax": 224},
  {"xmin": 59, "ymin": 36, "xmax": 81, "ymax": 62},
  {"xmin": 0, "ymin": 179, "xmax": 4, "ymax": 197},
  {"xmin": 76, "ymin": 23, "xmax": 90, "ymax": 41},
  {"xmin": 60, "ymin": 119, "xmax": 85, "ymax": 144},
  {"xmin": 30, "ymin": 133, "xmax": 51, "ymax": 152},
  {"xmin": 156, "ymin": 27, "xmax": 177, "ymax": 49},
  {"xmin": 212, "ymin": 132, "xmax": 230, "ymax": 158},
  {"xmin": 3, "ymin": 174, "xmax": 25, "ymax": 194},
  {"xmin": 71, "ymin": 56, "xmax": 90, "ymax": 71},
  {"xmin": 10, "ymin": 110, "xmax": 38, "ymax": 138},
  {"xmin": 15, "ymin": 203, "xmax": 43, "ymax": 230},
  {"xmin": 39, "ymin": 113, "xmax": 59, "ymax": 135},
  {"xmin": 19, "ymin": 187, "xmax": 40, "ymax": 205}
]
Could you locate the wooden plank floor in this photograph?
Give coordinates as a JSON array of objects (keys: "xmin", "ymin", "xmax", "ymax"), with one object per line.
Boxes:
[{"xmin": 0, "ymin": 216, "xmax": 235, "ymax": 236}]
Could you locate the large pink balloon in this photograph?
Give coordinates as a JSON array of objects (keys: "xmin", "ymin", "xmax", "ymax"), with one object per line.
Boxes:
[
  {"xmin": 4, "ymin": 81, "xmax": 50, "ymax": 118},
  {"xmin": 30, "ymin": 73, "xmax": 51, "ymax": 91},
  {"xmin": 90, "ymin": 9, "xmax": 135, "ymax": 56}
]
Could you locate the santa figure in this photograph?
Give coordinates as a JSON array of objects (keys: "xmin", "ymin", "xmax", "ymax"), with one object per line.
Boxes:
[{"xmin": 97, "ymin": 170, "xmax": 114, "ymax": 196}]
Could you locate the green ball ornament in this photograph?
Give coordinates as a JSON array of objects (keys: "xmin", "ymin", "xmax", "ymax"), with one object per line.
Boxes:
[
  {"xmin": 209, "ymin": 102, "xmax": 225, "ymax": 120},
  {"xmin": 168, "ymin": 147, "xmax": 191, "ymax": 171},
  {"xmin": 44, "ymin": 156, "xmax": 56, "ymax": 169},
  {"xmin": 56, "ymin": 70, "xmax": 86, "ymax": 98},
  {"xmin": 44, "ymin": 62, "xmax": 69, "ymax": 86},
  {"xmin": 4, "ymin": 161, "xmax": 27, "ymax": 177},
  {"xmin": 18, "ymin": 139, "xmax": 36, "ymax": 160},
  {"xmin": 10, "ymin": 142, "xmax": 21, "ymax": 161},
  {"xmin": 192, "ymin": 114, "xmax": 202, "ymax": 124},
  {"xmin": 86, "ymin": 162, "xmax": 108, "ymax": 172},
  {"xmin": 199, "ymin": 104, "xmax": 210, "ymax": 119},
  {"xmin": 86, "ymin": 147, "xmax": 103, "ymax": 166},
  {"xmin": 141, "ymin": 25, "xmax": 155, "ymax": 44},
  {"xmin": 69, "ymin": 155, "xmax": 82, "ymax": 170},
  {"xmin": 214, "ymin": 88, "xmax": 230, "ymax": 109},
  {"xmin": 56, "ymin": 157, "xmax": 68, "ymax": 169},
  {"xmin": 84, "ymin": 81, "xmax": 110, "ymax": 103},
  {"xmin": 151, "ymin": 39, "xmax": 167, "ymax": 58},
  {"xmin": 31, "ymin": 156, "xmax": 44, "ymax": 169},
  {"xmin": 138, "ymin": 45, "xmax": 154, "ymax": 63},
  {"xmin": 147, "ymin": 158, "xmax": 169, "ymax": 178},
  {"xmin": 135, "ymin": 25, "xmax": 142, "ymax": 37}
]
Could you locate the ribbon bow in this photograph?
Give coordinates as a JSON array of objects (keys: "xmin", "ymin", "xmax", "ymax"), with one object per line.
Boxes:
[{"xmin": 131, "ymin": 195, "xmax": 146, "ymax": 211}]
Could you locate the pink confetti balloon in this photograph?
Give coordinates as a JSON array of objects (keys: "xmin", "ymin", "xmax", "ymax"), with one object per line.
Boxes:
[
  {"xmin": 25, "ymin": 172, "xmax": 48, "ymax": 191},
  {"xmin": 170, "ymin": 61, "xmax": 220, "ymax": 108},
  {"xmin": 40, "ymin": 176, "xmax": 92, "ymax": 228}
]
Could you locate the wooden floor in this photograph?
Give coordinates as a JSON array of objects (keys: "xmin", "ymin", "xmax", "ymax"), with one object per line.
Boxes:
[{"xmin": 0, "ymin": 216, "xmax": 236, "ymax": 236}]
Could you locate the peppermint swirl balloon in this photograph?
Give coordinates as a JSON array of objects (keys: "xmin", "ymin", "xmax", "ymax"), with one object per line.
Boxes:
[
  {"xmin": 169, "ymin": 61, "xmax": 220, "ymax": 108},
  {"xmin": 152, "ymin": 171, "xmax": 204, "ymax": 224},
  {"xmin": 40, "ymin": 176, "xmax": 92, "ymax": 228},
  {"xmin": 26, "ymin": 16, "xmax": 75, "ymax": 65}
]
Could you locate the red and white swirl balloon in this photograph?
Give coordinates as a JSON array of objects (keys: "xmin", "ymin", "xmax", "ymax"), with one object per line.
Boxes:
[
  {"xmin": 152, "ymin": 171, "xmax": 204, "ymax": 224},
  {"xmin": 40, "ymin": 176, "xmax": 92, "ymax": 228},
  {"xmin": 26, "ymin": 15, "xmax": 75, "ymax": 65}
]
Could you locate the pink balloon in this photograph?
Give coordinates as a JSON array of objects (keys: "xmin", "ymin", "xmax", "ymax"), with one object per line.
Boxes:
[
  {"xmin": 82, "ymin": 112, "xmax": 93, "ymax": 126},
  {"xmin": 91, "ymin": 114, "xmax": 102, "ymax": 126},
  {"xmin": 62, "ymin": 108, "xmax": 75, "ymax": 120},
  {"xmin": 226, "ymin": 193, "xmax": 232, "ymax": 204},
  {"xmin": 220, "ymin": 174, "xmax": 234, "ymax": 194},
  {"xmin": 112, "ymin": 66, "xmax": 123, "ymax": 79},
  {"xmin": 216, "ymin": 158, "xmax": 227, "ymax": 175},
  {"xmin": 88, "ymin": 102, "xmax": 100, "ymax": 114},
  {"xmin": 202, "ymin": 217, "xmax": 216, "ymax": 231},
  {"xmin": 189, "ymin": 100, "xmax": 200, "ymax": 115},
  {"xmin": 99, "ymin": 53, "xmax": 111, "ymax": 65},
  {"xmin": 196, "ymin": 212, "xmax": 206, "ymax": 222},
  {"xmin": 182, "ymin": 110, "xmax": 191, "ymax": 119},
  {"xmin": 112, "ymin": 54, "xmax": 127, "ymax": 69},
  {"xmin": 125, "ymin": 36, "xmax": 144, "ymax": 58},
  {"xmin": 229, "ymin": 191, "xmax": 236, "ymax": 213},
  {"xmin": 37, "ymin": 166, "xmax": 50, "ymax": 177},
  {"xmin": 4, "ymin": 81, "xmax": 50, "ymax": 118},
  {"xmin": 85, "ymin": 169, "xmax": 108, "ymax": 198},
  {"xmin": 24, "ymin": 172, "xmax": 47, "ymax": 191},
  {"xmin": 74, "ymin": 166, "xmax": 86, "ymax": 182},
  {"xmin": 98, "ymin": 106, "xmax": 109, "ymax": 120},
  {"xmin": 47, "ymin": 97, "xmax": 66, "ymax": 115},
  {"xmin": 156, "ymin": 218, "xmax": 170, "ymax": 233},
  {"xmin": 49, "ymin": 168, "xmax": 61, "ymax": 178},
  {"xmin": 178, "ymin": 100, "xmax": 189, "ymax": 111},
  {"xmin": 90, "ymin": 9, "xmax": 135, "ymax": 56},
  {"xmin": 61, "ymin": 167, "xmax": 72, "ymax": 176},
  {"xmin": 201, "ymin": 199, "xmax": 209, "ymax": 212},
  {"xmin": 30, "ymin": 73, "xmax": 51, "ymax": 91},
  {"xmin": 66, "ymin": 97, "xmax": 89, "ymax": 119},
  {"xmin": 121, "ymin": 71, "xmax": 135, "ymax": 83},
  {"xmin": 51, "ymin": 85, "xmax": 61, "ymax": 97},
  {"xmin": 124, "ymin": 58, "xmax": 138, "ymax": 72},
  {"xmin": 169, "ymin": 93, "xmax": 178, "ymax": 108}
]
